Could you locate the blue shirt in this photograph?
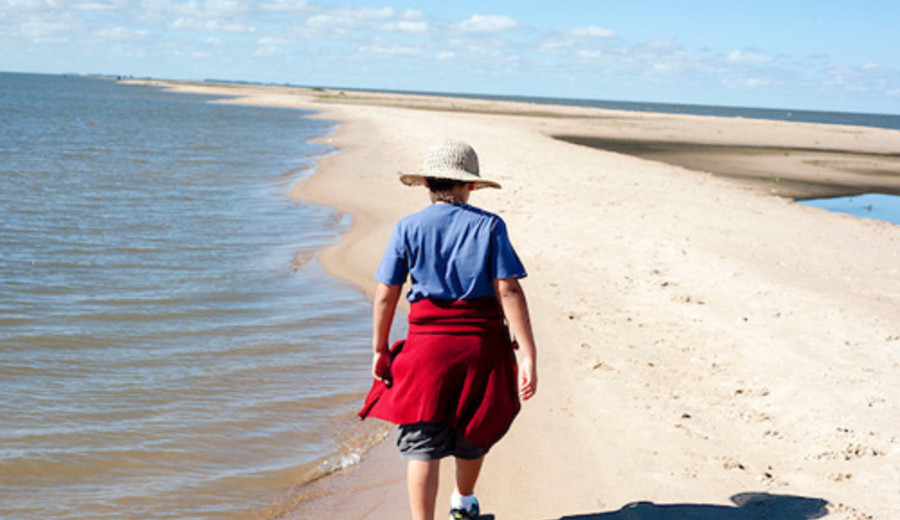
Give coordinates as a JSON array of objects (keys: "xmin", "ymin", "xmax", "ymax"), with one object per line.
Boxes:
[{"xmin": 376, "ymin": 203, "xmax": 527, "ymax": 302}]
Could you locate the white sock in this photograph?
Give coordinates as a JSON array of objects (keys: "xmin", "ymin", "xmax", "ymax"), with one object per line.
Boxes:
[{"xmin": 451, "ymin": 490, "xmax": 476, "ymax": 510}]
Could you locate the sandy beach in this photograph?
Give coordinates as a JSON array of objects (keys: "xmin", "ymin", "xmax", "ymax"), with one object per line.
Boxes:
[{"xmin": 135, "ymin": 80, "xmax": 899, "ymax": 520}]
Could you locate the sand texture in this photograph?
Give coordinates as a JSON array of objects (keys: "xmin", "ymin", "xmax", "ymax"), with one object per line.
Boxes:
[{"xmin": 133, "ymin": 81, "xmax": 899, "ymax": 520}]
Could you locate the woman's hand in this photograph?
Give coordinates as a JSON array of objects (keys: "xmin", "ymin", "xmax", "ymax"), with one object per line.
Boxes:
[
  {"xmin": 495, "ymin": 277, "xmax": 538, "ymax": 401},
  {"xmin": 371, "ymin": 283, "xmax": 401, "ymax": 387},
  {"xmin": 372, "ymin": 350, "xmax": 393, "ymax": 387},
  {"xmin": 518, "ymin": 355, "xmax": 537, "ymax": 400}
]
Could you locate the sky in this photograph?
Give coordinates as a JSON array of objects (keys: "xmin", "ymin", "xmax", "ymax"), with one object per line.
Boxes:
[{"xmin": 2, "ymin": 0, "xmax": 899, "ymax": 114}]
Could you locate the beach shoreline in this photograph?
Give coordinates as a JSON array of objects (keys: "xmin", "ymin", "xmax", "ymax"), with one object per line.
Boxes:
[{"xmin": 127, "ymin": 79, "xmax": 899, "ymax": 520}]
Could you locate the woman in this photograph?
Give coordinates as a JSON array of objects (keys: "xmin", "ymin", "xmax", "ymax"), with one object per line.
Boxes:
[{"xmin": 359, "ymin": 139, "xmax": 537, "ymax": 520}]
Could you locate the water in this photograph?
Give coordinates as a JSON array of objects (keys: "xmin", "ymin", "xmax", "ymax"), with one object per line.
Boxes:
[
  {"xmin": 0, "ymin": 73, "xmax": 376, "ymax": 520},
  {"xmin": 800, "ymin": 193, "xmax": 900, "ymax": 225},
  {"xmin": 343, "ymin": 86, "xmax": 900, "ymax": 131},
  {"xmin": 512, "ymin": 95, "xmax": 900, "ymax": 131}
]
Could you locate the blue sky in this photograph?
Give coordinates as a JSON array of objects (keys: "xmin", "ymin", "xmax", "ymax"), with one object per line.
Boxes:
[{"xmin": 2, "ymin": 0, "xmax": 898, "ymax": 113}]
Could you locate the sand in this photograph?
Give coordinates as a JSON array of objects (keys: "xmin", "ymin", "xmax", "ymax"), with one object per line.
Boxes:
[{"xmin": 131, "ymin": 80, "xmax": 899, "ymax": 520}]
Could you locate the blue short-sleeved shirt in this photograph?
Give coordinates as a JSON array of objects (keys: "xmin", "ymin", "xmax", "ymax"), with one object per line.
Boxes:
[{"xmin": 376, "ymin": 203, "xmax": 526, "ymax": 302}]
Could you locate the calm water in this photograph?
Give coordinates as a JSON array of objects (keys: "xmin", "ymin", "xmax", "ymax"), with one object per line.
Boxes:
[
  {"xmin": 800, "ymin": 193, "xmax": 900, "ymax": 225},
  {"xmin": 0, "ymin": 73, "xmax": 376, "ymax": 520}
]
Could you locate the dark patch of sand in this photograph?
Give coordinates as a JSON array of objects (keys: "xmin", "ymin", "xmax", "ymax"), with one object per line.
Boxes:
[{"xmin": 553, "ymin": 135, "xmax": 900, "ymax": 199}]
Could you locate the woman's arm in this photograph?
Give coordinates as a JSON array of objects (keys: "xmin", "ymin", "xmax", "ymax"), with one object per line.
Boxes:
[
  {"xmin": 372, "ymin": 282, "xmax": 402, "ymax": 384},
  {"xmin": 494, "ymin": 277, "xmax": 538, "ymax": 400}
]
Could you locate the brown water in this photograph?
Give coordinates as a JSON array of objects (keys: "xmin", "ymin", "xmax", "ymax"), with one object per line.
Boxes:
[{"xmin": 0, "ymin": 73, "xmax": 380, "ymax": 519}]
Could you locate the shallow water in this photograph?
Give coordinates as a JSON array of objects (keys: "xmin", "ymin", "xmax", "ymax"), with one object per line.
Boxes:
[
  {"xmin": 0, "ymin": 73, "xmax": 374, "ymax": 520},
  {"xmin": 799, "ymin": 193, "xmax": 900, "ymax": 225}
]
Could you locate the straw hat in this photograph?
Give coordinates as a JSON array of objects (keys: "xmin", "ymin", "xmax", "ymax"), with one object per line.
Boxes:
[{"xmin": 399, "ymin": 139, "xmax": 502, "ymax": 190}]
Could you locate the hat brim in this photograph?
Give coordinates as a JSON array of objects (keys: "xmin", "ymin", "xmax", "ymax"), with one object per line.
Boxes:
[{"xmin": 398, "ymin": 171, "xmax": 502, "ymax": 190}]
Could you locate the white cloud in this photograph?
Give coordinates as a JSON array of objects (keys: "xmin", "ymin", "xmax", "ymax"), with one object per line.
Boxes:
[
  {"xmin": 577, "ymin": 49, "xmax": 604, "ymax": 60},
  {"xmin": 257, "ymin": 36, "xmax": 291, "ymax": 46},
  {"xmin": 540, "ymin": 26, "xmax": 618, "ymax": 55},
  {"xmin": 400, "ymin": 9, "xmax": 424, "ymax": 21},
  {"xmin": 171, "ymin": 16, "xmax": 256, "ymax": 33},
  {"xmin": 436, "ymin": 51, "xmax": 455, "ymax": 60},
  {"xmin": 726, "ymin": 50, "xmax": 774, "ymax": 64},
  {"xmin": 360, "ymin": 41, "xmax": 420, "ymax": 56},
  {"xmin": 821, "ymin": 63, "xmax": 900, "ymax": 96},
  {"xmin": 652, "ymin": 62, "xmax": 673, "ymax": 72},
  {"xmin": 307, "ymin": 7, "xmax": 393, "ymax": 25},
  {"xmin": 745, "ymin": 78, "xmax": 772, "ymax": 86},
  {"xmin": 203, "ymin": 0, "xmax": 244, "ymax": 16},
  {"xmin": 19, "ymin": 18, "xmax": 74, "ymax": 42},
  {"xmin": 720, "ymin": 75, "xmax": 778, "ymax": 89},
  {"xmin": 139, "ymin": 0, "xmax": 175, "ymax": 13},
  {"xmin": 255, "ymin": 44, "xmax": 284, "ymax": 57},
  {"xmin": 305, "ymin": 14, "xmax": 338, "ymax": 28},
  {"xmin": 1, "ymin": 0, "xmax": 46, "ymax": 12},
  {"xmin": 823, "ymin": 66, "xmax": 869, "ymax": 92},
  {"xmin": 306, "ymin": 7, "xmax": 394, "ymax": 29},
  {"xmin": 355, "ymin": 7, "xmax": 395, "ymax": 20},
  {"xmin": 643, "ymin": 39, "xmax": 682, "ymax": 53},
  {"xmin": 95, "ymin": 27, "xmax": 149, "ymax": 40},
  {"xmin": 570, "ymin": 26, "xmax": 616, "ymax": 38},
  {"xmin": 382, "ymin": 20, "xmax": 429, "ymax": 35},
  {"xmin": 538, "ymin": 38, "xmax": 573, "ymax": 52},
  {"xmin": 454, "ymin": 14, "xmax": 519, "ymax": 34},
  {"xmin": 258, "ymin": 0, "xmax": 309, "ymax": 12},
  {"xmin": 74, "ymin": 2, "xmax": 119, "ymax": 10},
  {"xmin": 299, "ymin": 6, "xmax": 412, "ymax": 41},
  {"xmin": 254, "ymin": 35, "xmax": 293, "ymax": 56},
  {"xmin": 738, "ymin": 77, "xmax": 772, "ymax": 87},
  {"xmin": 140, "ymin": 0, "xmax": 248, "ymax": 22}
]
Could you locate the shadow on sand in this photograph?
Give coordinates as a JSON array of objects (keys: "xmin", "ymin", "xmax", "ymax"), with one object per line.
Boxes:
[{"xmin": 544, "ymin": 492, "xmax": 829, "ymax": 520}]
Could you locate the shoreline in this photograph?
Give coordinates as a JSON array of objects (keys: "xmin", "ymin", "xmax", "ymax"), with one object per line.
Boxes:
[{"xmin": 128, "ymin": 80, "xmax": 899, "ymax": 520}]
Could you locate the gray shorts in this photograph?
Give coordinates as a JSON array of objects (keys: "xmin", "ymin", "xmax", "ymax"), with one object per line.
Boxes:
[{"xmin": 396, "ymin": 422, "xmax": 485, "ymax": 461}]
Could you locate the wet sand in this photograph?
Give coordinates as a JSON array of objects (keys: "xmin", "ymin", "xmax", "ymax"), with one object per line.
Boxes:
[
  {"xmin": 128, "ymin": 80, "xmax": 900, "ymax": 520},
  {"xmin": 554, "ymin": 135, "xmax": 900, "ymax": 200}
]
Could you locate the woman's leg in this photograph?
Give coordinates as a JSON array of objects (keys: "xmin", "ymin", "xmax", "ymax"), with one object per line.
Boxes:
[
  {"xmin": 454, "ymin": 456, "xmax": 484, "ymax": 496},
  {"xmin": 408, "ymin": 459, "xmax": 441, "ymax": 520}
]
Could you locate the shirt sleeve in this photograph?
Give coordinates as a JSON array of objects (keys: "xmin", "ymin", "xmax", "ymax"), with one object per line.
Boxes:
[
  {"xmin": 375, "ymin": 222, "xmax": 409, "ymax": 285},
  {"xmin": 489, "ymin": 218, "xmax": 527, "ymax": 280}
]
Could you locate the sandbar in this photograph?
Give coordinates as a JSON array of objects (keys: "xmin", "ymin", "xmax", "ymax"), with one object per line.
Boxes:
[{"xmin": 128, "ymin": 80, "xmax": 900, "ymax": 520}]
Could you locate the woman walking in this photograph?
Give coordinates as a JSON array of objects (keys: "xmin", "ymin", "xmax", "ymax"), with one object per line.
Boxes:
[{"xmin": 359, "ymin": 139, "xmax": 538, "ymax": 520}]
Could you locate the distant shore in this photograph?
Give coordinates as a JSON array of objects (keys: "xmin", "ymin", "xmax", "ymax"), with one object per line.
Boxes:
[{"xmin": 127, "ymin": 79, "xmax": 900, "ymax": 520}]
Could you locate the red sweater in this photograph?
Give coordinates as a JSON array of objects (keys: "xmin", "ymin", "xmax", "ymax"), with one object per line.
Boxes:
[{"xmin": 359, "ymin": 297, "xmax": 520, "ymax": 451}]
